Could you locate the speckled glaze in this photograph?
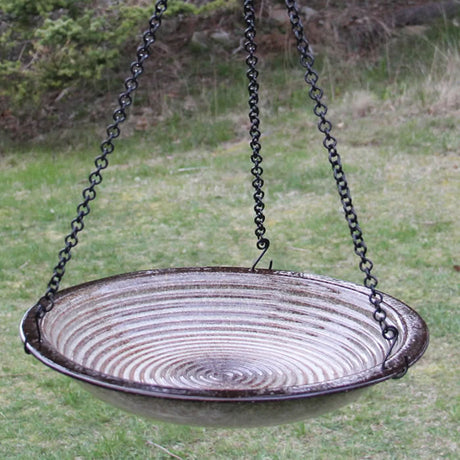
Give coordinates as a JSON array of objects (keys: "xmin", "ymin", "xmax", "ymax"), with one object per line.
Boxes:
[{"xmin": 21, "ymin": 267, "xmax": 428, "ymax": 427}]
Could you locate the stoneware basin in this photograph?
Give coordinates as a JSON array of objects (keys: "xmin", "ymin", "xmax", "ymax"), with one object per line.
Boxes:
[{"xmin": 21, "ymin": 267, "xmax": 429, "ymax": 427}]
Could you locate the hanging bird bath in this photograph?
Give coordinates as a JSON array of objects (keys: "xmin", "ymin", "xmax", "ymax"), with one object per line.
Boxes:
[
  {"xmin": 21, "ymin": 0, "xmax": 428, "ymax": 428},
  {"xmin": 22, "ymin": 268, "xmax": 428, "ymax": 427}
]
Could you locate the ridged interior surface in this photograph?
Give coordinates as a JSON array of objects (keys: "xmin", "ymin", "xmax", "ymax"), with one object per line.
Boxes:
[{"xmin": 40, "ymin": 269, "xmax": 403, "ymax": 393}]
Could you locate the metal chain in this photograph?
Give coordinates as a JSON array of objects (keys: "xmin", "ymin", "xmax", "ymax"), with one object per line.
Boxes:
[
  {"xmin": 284, "ymin": 0, "xmax": 402, "ymax": 369},
  {"xmin": 28, "ymin": 0, "xmax": 403, "ymax": 374},
  {"xmin": 31, "ymin": 0, "xmax": 169, "ymax": 338},
  {"xmin": 244, "ymin": 0, "xmax": 271, "ymax": 270}
]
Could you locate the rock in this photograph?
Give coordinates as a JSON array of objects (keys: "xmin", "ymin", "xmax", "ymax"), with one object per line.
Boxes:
[
  {"xmin": 210, "ymin": 30, "xmax": 232, "ymax": 46},
  {"xmin": 301, "ymin": 6, "xmax": 318, "ymax": 21},
  {"xmin": 191, "ymin": 31, "xmax": 209, "ymax": 50},
  {"xmin": 270, "ymin": 6, "xmax": 289, "ymax": 25},
  {"xmin": 269, "ymin": 5, "xmax": 317, "ymax": 26}
]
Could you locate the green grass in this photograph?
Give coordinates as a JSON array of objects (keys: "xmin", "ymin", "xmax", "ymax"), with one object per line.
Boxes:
[{"xmin": 1, "ymin": 19, "xmax": 459, "ymax": 459}]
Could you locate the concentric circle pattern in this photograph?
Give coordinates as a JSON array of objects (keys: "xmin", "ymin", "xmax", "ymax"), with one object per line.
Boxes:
[{"xmin": 32, "ymin": 267, "xmax": 423, "ymax": 398}]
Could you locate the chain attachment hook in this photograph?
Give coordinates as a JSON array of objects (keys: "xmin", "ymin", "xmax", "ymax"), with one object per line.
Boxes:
[{"xmin": 251, "ymin": 238, "xmax": 273, "ymax": 271}]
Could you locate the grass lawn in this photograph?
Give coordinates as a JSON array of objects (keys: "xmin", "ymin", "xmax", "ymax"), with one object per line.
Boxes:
[{"xmin": 1, "ymin": 20, "xmax": 459, "ymax": 460}]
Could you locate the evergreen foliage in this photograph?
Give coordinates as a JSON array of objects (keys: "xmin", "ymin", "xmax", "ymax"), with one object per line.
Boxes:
[{"xmin": 0, "ymin": 0, "xmax": 236, "ymax": 109}]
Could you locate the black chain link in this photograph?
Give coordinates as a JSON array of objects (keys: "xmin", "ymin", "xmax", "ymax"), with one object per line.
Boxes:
[
  {"xmin": 284, "ymin": 0, "xmax": 401, "ymax": 369},
  {"xmin": 244, "ymin": 0, "xmax": 271, "ymax": 270},
  {"xmin": 31, "ymin": 0, "xmax": 169, "ymax": 340}
]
